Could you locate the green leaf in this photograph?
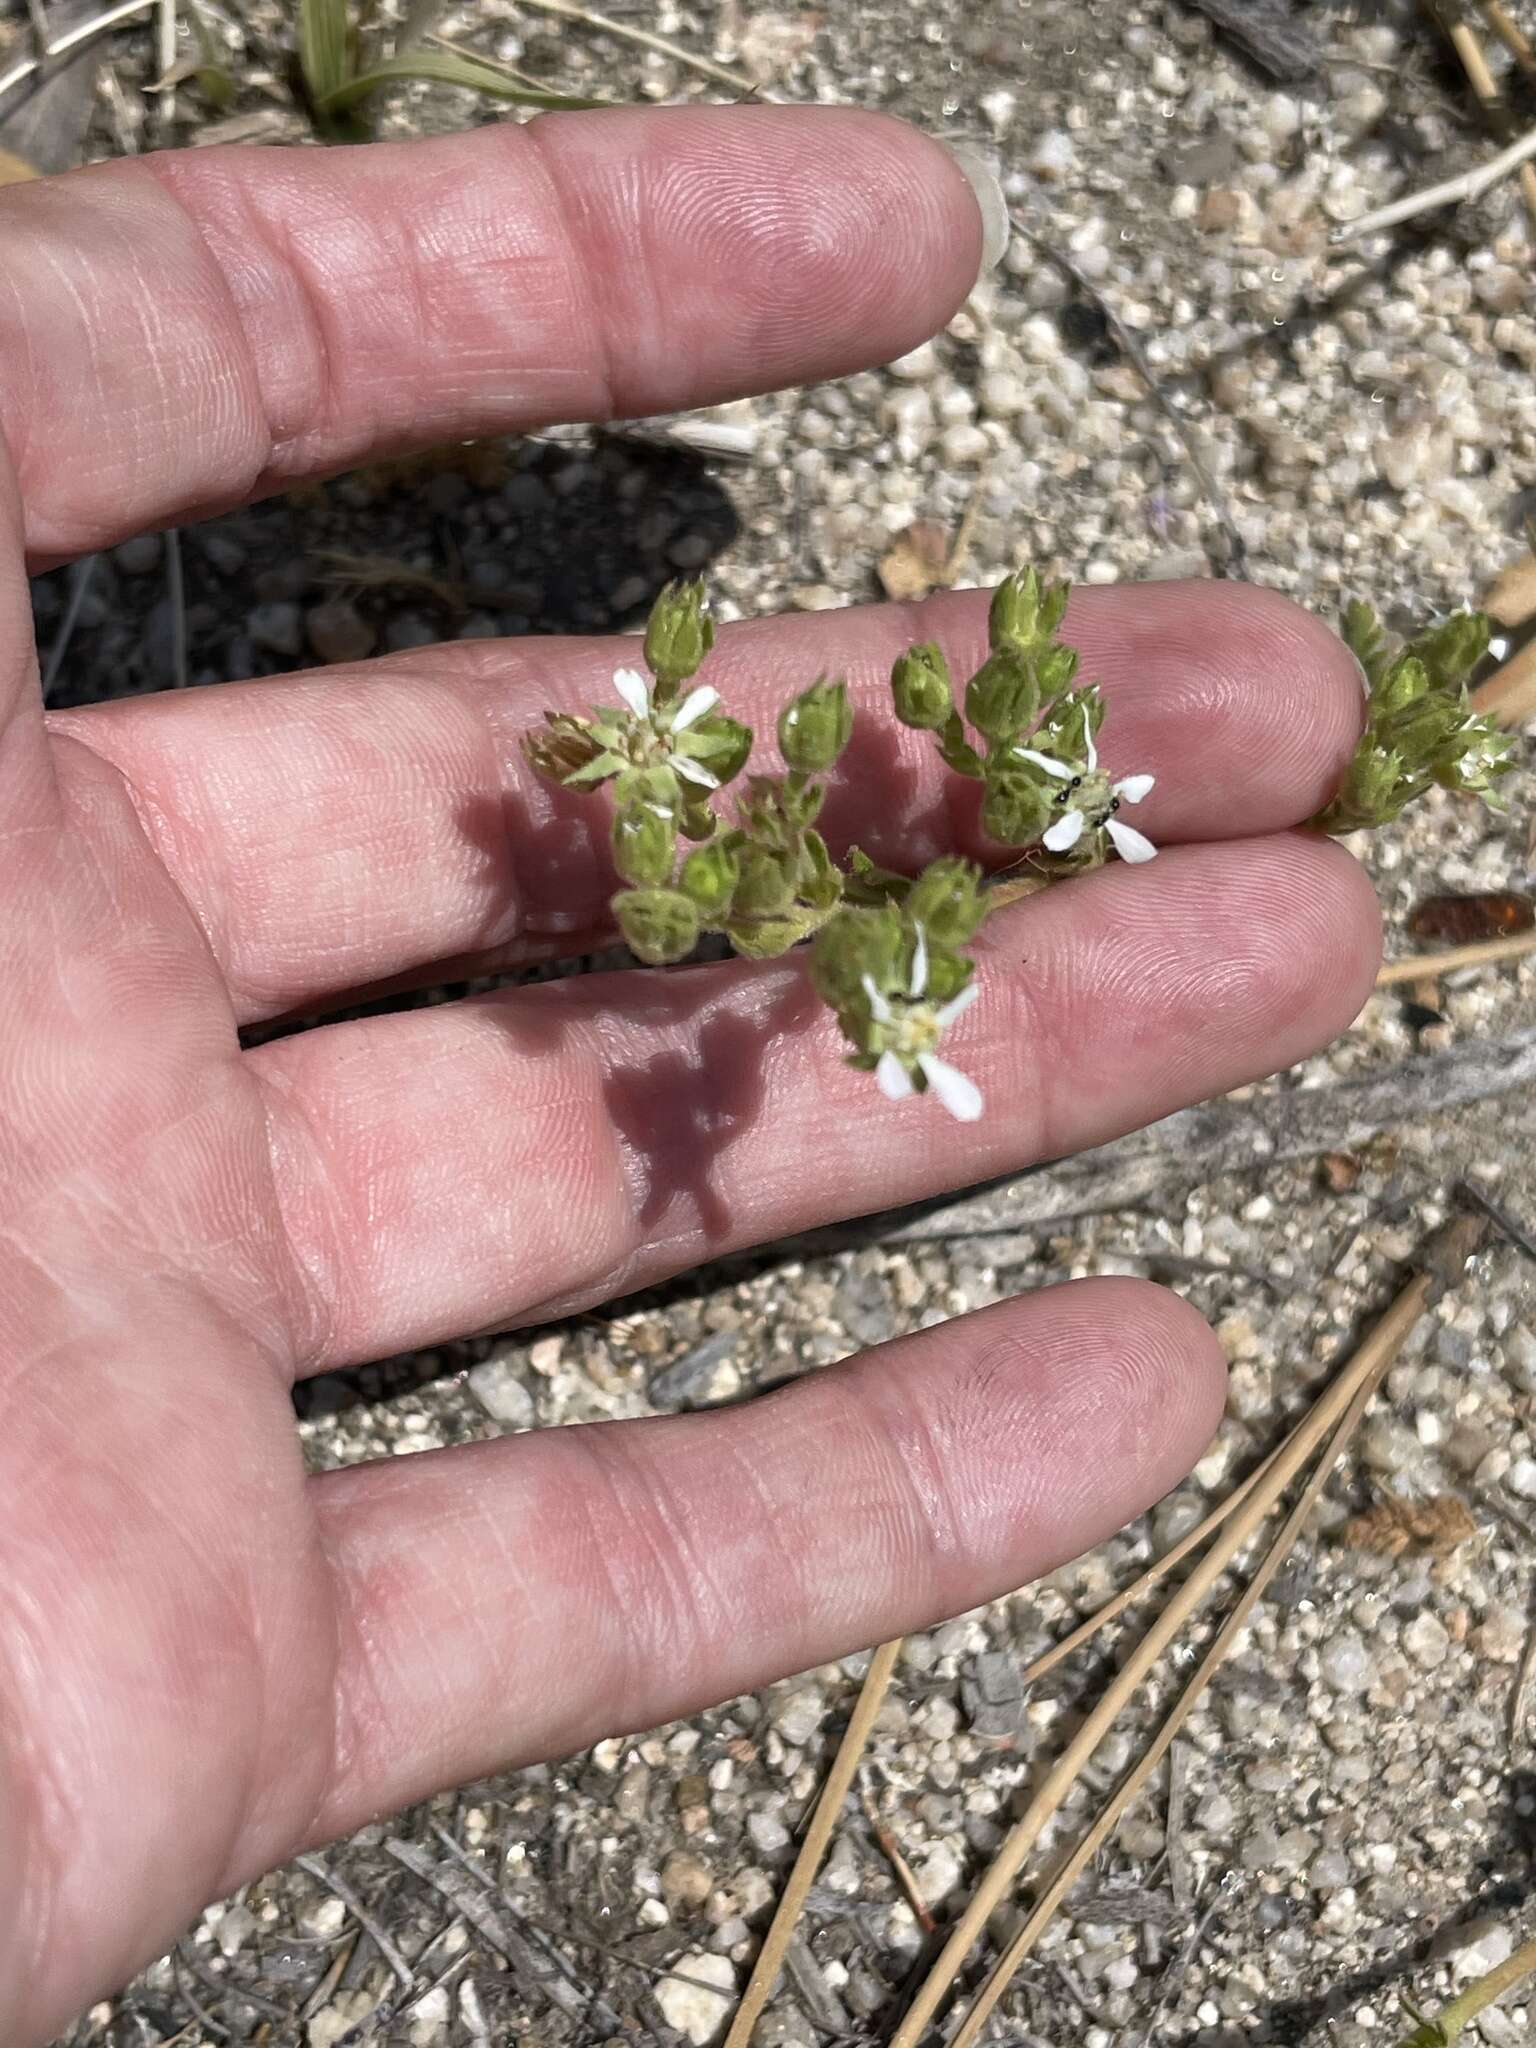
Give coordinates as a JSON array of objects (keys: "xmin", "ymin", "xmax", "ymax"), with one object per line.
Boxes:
[
  {"xmin": 615, "ymin": 888, "xmax": 700, "ymax": 966},
  {"xmin": 316, "ymin": 47, "xmax": 608, "ymax": 115},
  {"xmin": 298, "ymin": 0, "xmax": 355, "ymax": 104}
]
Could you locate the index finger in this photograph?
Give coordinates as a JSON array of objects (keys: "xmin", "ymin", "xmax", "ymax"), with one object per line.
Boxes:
[{"xmin": 2, "ymin": 105, "xmax": 984, "ymax": 567}]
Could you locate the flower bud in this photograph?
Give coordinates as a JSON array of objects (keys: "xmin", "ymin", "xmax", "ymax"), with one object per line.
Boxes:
[
  {"xmin": 906, "ymin": 857, "xmax": 987, "ymax": 946},
  {"xmin": 611, "ymin": 803, "xmax": 676, "ymax": 888},
  {"xmin": 965, "ymin": 651, "xmax": 1039, "ymax": 743},
  {"xmin": 731, "ymin": 843, "xmax": 797, "ymax": 919},
  {"xmin": 778, "ymin": 677, "xmax": 854, "ymax": 774},
  {"xmin": 891, "ymin": 643, "xmax": 953, "ymax": 729},
  {"xmin": 1413, "ymin": 611, "xmax": 1490, "ymax": 691},
  {"xmin": 644, "ymin": 579, "xmax": 714, "ymax": 690},
  {"xmin": 679, "ymin": 840, "xmax": 740, "ymax": 916},
  {"xmin": 988, "ymin": 569, "xmax": 1041, "ymax": 652},
  {"xmin": 980, "ymin": 764, "xmax": 1052, "ymax": 847},
  {"xmin": 1372, "ymin": 654, "xmax": 1429, "ymax": 718},
  {"xmin": 615, "ymin": 887, "xmax": 701, "ymax": 965}
]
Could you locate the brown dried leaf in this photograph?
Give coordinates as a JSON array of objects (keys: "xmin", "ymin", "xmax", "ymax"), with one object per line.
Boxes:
[
  {"xmin": 1343, "ymin": 1488, "xmax": 1478, "ymax": 1561},
  {"xmin": 0, "ymin": 147, "xmax": 38, "ymax": 185},
  {"xmin": 1407, "ymin": 892, "xmax": 1535, "ymax": 944},
  {"xmin": 878, "ymin": 520, "xmax": 952, "ymax": 604}
]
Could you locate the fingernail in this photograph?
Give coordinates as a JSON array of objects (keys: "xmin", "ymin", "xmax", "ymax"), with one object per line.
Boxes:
[{"xmin": 938, "ymin": 140, "xmax": 1010, "ymax": 276}]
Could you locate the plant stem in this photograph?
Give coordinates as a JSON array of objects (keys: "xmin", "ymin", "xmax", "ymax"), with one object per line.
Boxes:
[{"xmin": 1394, "ymin": 1931, "xmax": 1536, "ymax": 2045}]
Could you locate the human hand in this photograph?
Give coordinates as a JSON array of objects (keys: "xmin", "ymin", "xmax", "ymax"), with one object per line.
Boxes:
[{"xmin": 0, "ymin": 105, "xmax": 1379, "ymax": 2042}]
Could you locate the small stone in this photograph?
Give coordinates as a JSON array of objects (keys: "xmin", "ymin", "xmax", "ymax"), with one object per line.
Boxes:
[
  {"xmin": 301, "ymin": 1895, "xmax": 347, "ymax": 1940},
  {"xmin": 1448, "ymin": 1920, "xmax": 1515, "ymax": 1984},
  {"xmin": 466, "ymin": 1356, "xmax": 536, "ymax": 1430},
  {"xmin": 747, "ymin": 1810, "xmax": 790, "ymax": 1856},
  {"xmin": 1028, "ymin": 130, "xmax": 1076, "ymax": 181},
  {"xmin": 650, "ymin": 1334, "xmax": 740, "ymax": 1408},
  {"xmin": 655, "ymin": 1951, "xmax": 737, "ymax": 2045},
  {"xmin": 249, "ymin": 600, "xmax": 304, "ymax": 659},
  {"xmin": 1198, "ymin": 188, "xmax": 1252, "ymax": 234},
  {"xmin": 114, "ymin": 534, "xmax": 163, "ymax": 575},
  {"xmin": 1472, "ymin": 1606, "xmax": 1525, "ymax": 1663},
  {"xmin": 1196, "ymin": 1792, "xmax": 1235, "ymax": 1834},
  {"xmin": 661, "ymin": 1853, "xmax": 714, "ymax": 1908},
  {"xmin": 915, "ymin": 1842, "xmax": 964, "ymax": 1908},
  {"xmin": 309, "ymin": 1991, "xmax": 377, "ymax": 2048},
  {"xmin": 1403, "ymin": 1612, "xmax": 1451, "ymax": 1669},
  {"xmin": 214, "ymin": 1904, "xmax": 258, "ymax": 1957},
  {"xmin": 1310, "ymin": 1850, "xmax": 1352, "ymax": 1889},
  {"xmin": 1318, "ymin": 1631, "xmax": 1373, "ymax": 1693},
  {"xmin": 1506, "ymin": 1456, "xmax": 1536, "ymax": 1500},
  {"xmin": 888, "ymin": 341, "xmax": 940, "ymax": 380},
  {"xmin": 771, "ymin": 1689, "xmax": 823, "ymax": 1749}
]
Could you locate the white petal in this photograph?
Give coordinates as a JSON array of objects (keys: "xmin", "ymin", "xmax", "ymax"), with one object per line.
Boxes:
[
  {"xmin": 875, "ymin": 1051, "xmax": 913, "ymax": 1100},
  {"xmin": 908, "ymin": 926, "xmax": 929, "ymax": 999},
  {"xmin": 613, "ymin": 667, "xmax": 651, "ymax": 718},
  {"xmin": 670, "ymin": 684, "xmax": 719, "ymax": 731},
  {"xmin": 1015, "ymin": 747, "xmax": 1074, "ymax": 779},
  {"xmin": 917, "ymin": 1054, "xmax": 984, "ymax": 1122},
  {"xmin": 1114, "ymin": 773, "xmax": 1155, "ymax": 804},
  {"xmin": 1107, "ymin": 818, "xmax": 1158, "ymax": 864},
  {"xmin": 861, "ymin": 974, "xmax": 893, "ymax": 1026},
  {"xmin": 1042, "ymin": 808, "xmax": 1086, "ymax": 852},
  {"xmin": 672, "ymin": 754, "xmax": 719, "ymax": 788},
  {"xmin": 934, "ymin": 980, "xmax": 980, "ymax": 1029},
  {"xmin": 1081, "ymin": 702, "xmax": 1098, "ymax": 773}
]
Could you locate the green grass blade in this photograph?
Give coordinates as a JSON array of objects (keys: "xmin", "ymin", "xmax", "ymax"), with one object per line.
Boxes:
[
  {"xmin": 316, "ymin": 46, "xmax": 607, "ymax": 114},
  {"xmin": 298, "ymin": 0, "xmax": 354, "ymax": 103}
]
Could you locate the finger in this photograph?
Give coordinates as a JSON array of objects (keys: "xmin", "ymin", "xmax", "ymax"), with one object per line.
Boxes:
[
  {"xmin": 55, "ymin": 581, "xmax": 1363, "ymax": 1025},
  {"xmin": 253, "ymin": 832, "xmax": 1380, "ymax": 1375},
  {"xmin": 303, "ymin": 1275, "xmax": 1226, "ymax": 1839},
  {"xmin": 6, "ymin": 107, "xmax": 982, "ymax": 567}
]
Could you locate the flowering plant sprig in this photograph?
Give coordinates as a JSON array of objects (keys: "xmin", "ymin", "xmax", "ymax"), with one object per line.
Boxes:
[
  {"xmin": 1313, "ymin": 601, "xmax": 1515, "ymax": 832},
  {"xmin": 522, "ymin": 575, "xmax": 1515, "ymax": 1122}
]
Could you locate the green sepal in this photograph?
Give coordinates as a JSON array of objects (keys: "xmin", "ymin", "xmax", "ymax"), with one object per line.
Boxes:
[
  {"xmin": 615, "ymin": 887, "xmax": 701, "ymax": 965},
  {"xmin": 679, "ymin": 840, "xmax": 740, "ymax": 917},
  {"xmin": 611, "ymin": 802, "xmax": 676, "ymax": 887},
  {"xmin": 731, "ymin": 843, "xmax": 798, "ymax": 920},
  {"xmin": 724, "ymin": 908, "xmax": 824, "ymax": 957},
  {"xmin": 965, "ymin": 650, "xmax": 1039, "ymax": 743},
  {"xmin": 906, "ymin": 857, "xmax": 988, "ymax": 945},
  {"xmin": 980, "ymin": 764, "xmax": 1053, "ymax": 847},
  {"xmin": 892, "ymin": 643, "xmax": 954, "ymax": 729},
  {"xmin": 644, "ymin": 579, "xmax": 714, "ymax": 691},
  {"xmin": 936, "ymin": 710, "xmax": 985, "ymax": 778},
  {"xmin": 779, "ymin": 677, "xmax": 854, "ymax": 775}
]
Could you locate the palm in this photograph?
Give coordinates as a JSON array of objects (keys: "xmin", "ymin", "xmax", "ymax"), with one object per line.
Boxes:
[{"xmin": 0, "ymin": 109, "xmax": 1378, "ymax": 2045}]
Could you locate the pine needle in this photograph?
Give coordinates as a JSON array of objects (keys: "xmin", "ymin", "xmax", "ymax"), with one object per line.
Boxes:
[
  {"xmin": 887, "ymin": 1259, "xmax": 1449, "ymax": 2048},
  {"xmin": 722, "ymin": 1640, "xmax": 901, "ymax": 2048}
]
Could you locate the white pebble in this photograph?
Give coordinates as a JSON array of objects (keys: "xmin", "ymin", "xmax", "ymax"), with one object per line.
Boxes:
[
  {"xmin": 1403, "ymin": 1612, "xmax": 1451, "ymax": 1669},
  {"xmin": 655, "ymin": 1952, "xmax": 737, "ymax": 2045}
]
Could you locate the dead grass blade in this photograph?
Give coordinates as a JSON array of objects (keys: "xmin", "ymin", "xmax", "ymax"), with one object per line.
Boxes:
[
  {"xmin": 722, "ymin": 1640, "xmax": 901, "ymax": 2048},
  {"xmin": 888, "ymin": 1257, "xmax": 1449, "ymax": 2048},
  {"xmin": 1376, "ymin": 929, "xmax": 1536, "ymax": 985},
  {"xmin": 946, "ymin": 1290, "xmax": 1416, "ymax": 2048},
  {"xmin": 317, "ymin": 46, "xmax": 607, "ymax": 115}
]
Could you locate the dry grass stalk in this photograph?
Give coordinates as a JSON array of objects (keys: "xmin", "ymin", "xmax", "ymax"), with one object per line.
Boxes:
[
  {"xmin": 1376, "ymin": 929, "xmax": 1536, "ymax": 985},
  {"xmin": 1483, "ymin": 551, "xmax": 1536, "ymax": 628},
  {"xmin": 1477, "ymin": 0, "xmax": 1536, "ymax": 81},
  {"xmin": 887, "ymin": 1267, "xmax": 1438, "ymax": 2048},
  {"xmin": 0, "ymin": 0, "xmax": 156, "ymax": 102},
  {"xmin": 722, "ymin": 1639, "xmax": 902, "ymax": 2048},
  {"xmin": 1446, "ymin": 15, "xmax": 1536, "ymax": 227},
  {"xmin": 1393, "ymin": 1930, "xmax": 1536, "ymax": 2045},
  {"xmin": 946, "ymin": 1310, "xmax": 1407, "ymax": 2048},
  {"xmin": 1472, "ymin": 635, "xmax": 1536, "ymax": 724},
  {"xmin": 1511, "ymin": 1608, "xmax": 1536, "ymax": 1740}
]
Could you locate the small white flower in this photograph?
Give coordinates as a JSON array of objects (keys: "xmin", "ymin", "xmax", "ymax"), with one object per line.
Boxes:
[
  {"xmin": 672, "ymin": 754, "xmax": 720, "ymax": 789},
  {"xmin": 860, "ymin": 949, "xmax": 983, "ymax": 1122},
  {"xmin": 1023, "ymin": 711, "xmax": 1158, "ymax": 865},
  {"xmin": 670, "ymin": 684, "xmax": 719, "ymax": 731},
  {"xmin": 613, "ymin": 666, "xmax": 651, "ymax": 719}
]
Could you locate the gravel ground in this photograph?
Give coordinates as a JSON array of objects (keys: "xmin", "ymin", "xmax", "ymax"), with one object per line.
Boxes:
[{"xmin": 18, "ymin": 0, "xmax": 1536, "ymax": 2043}]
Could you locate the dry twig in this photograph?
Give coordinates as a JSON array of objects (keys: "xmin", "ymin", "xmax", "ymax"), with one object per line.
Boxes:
[
  {"xmin": 1477, "ymin": 0, "xmax": 1536, "ymax": 81},
  {"xmin": 1443, "ymin": 13, "xmax": 1536, "ymax": 228},
  {"xmin": 722, "ymin": 1640, "xmax": 902, "ymax": 2048},
  {"xmin": 890, "ymin": 1257, "xmax": 1450, "ymax": 2048},
  {"xmin": 1330, "ymin": 118, "xmax": 1536, "ymax": 240},
  {"xmin": 0, "ymin": 0, "xmax": 157, "ymax": 102},
  {"xmin": 293, "ymin": 1853, "xmax": 414, "ymax": 1992},
  {"xmin": 1376, "ymin": 930, "xmax": 1536, "ymax": 985}
]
